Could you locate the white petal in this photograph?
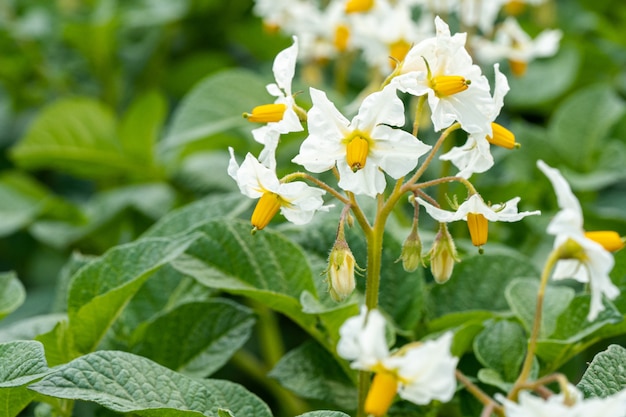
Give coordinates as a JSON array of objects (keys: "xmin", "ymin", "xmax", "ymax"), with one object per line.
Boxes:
[
  {"xmin": 416, "ymin": 197, "xmax": 467, "ymax": 223},
  {"xmin": 369, "ymin": 125, "xmax": 431, "ymax": 179},
  {"xmin": 352, "ymin": 86, "xmax": 406, "ymax": 132},
  {"xmin": 337, "ymin": 161, "xmax": 386, "ymax": 198},
  {"xmin": 537, "ymin": 160, "xmax": 584, "ymax": 229},
  {"xmin": 439, "ymin": 135, "xmax": 493, "ymax": 178},
  {"xmin": 278, "ymin": 181, "xmax": 327, "ymax": 225},
  {"xmin": 272, "ymin": 36, "xmax": 298, "ymax": 95},
  {"xmin": 337, "ymin": 307, "xmax": 389, "ymax": 370}
]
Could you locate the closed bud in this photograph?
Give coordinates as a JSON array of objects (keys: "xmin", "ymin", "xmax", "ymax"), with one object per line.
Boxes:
[
  {"xmin": 428, "ymin": 224, "xmax": 460, "ymax": 284},
  {"xmin": 327, "ymin": 240, "xmax": 356, "ymax": 302},
  {"xmin": 399, "ymin": 230, "xmax": 424, "ymax": 272}
]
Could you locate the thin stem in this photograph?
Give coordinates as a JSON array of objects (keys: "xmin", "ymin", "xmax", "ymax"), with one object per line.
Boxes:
[
  {"xmin": 356, "ymin": 370, "xmax": 370, "ymax": 417},
  {"xmin": 410, "ymin": 175, "xmax": 477, "ymax": 195},
  {"xmin": 254, "ymin": 302, "xmax": 285, "ymax": 368},
  {"xmin": 509, "ymin": 248, "xmax": 562, "ymax": 400},
  {"xmin": 412, "ymin": 95, "xmax": 427, "ymax": 137},
  {"xmin": 281, "ymin": 172, "xmax": 351, "ymax": 205},
  {"xmin": 456, "ymin": 370, "xmax": 504, "ymax": 417}
]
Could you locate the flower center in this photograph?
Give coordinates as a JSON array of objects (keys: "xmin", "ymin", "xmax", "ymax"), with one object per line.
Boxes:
[
  {"xmin": 365, "ymin": 372, "xmax": 398, "ymax": 417},
  {"xmin": 345, "ymin": 0, "xmax": 374, "ymax": 13},
  {"xmin": 346, "ymin": 136, "xmax": 369, "ymax": 172},
  {"xmin": 487, "ymin": 123, "xmax": 518, "ymax": 149},
  {"xmin": 388, "ymin": 39, "xmax": 411, "ymax": 69},
  {"xmin": 430, "ymin": 75, "xmax": 471, "ymax": 97},
  {"xmin": 244, "ymin": 103, "xmax": 287, "ymax": 123},
  {"xmin": 467, "ymin": 213, "xmax": 489, "ymax": 247},
  {"xmin": 251, "ymin": 192, "xmax": 282, "ymax": 231},
  {"xmin": 504, "ymin": 0, "xmax": 526, "ymax": 16},
  {"xmin": 585, "ymin": 231, "xmax": 625, "ymax": 252},
  {"xmin": 508, "ymin": 59, "xmax": 528, "ymax": 77},
  {"xmin": 334, "ymin": 24, "xmax": 350, "ymax": 52}
]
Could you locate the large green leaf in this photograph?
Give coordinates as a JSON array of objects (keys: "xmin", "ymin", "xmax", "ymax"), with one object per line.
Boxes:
[
  {"xmin": 297, "ymin": 412, "xmax": 351, "ymax": 417},
  {"xmin": 548, "ymin": 84, "xmax": 625, "ymax": 170},
  {"xmin": 473, "ymin": 320, "xmax": 527, "ymax": 383},
  {"xmin": 578, "ymin": 344, "xmax": 626, "ymax": 398},
  {"xmin": 132, "ymin": 299, "xmax": 255, "ymax": 377},
  {"xmin": 9, "ymin": 97, "xmax": 145, "ymax": 179},
  {"xmin": 505, "ymin": 278, "xmax": 575, "ymax": 338},
  {"xmin": 0, "ymin": 271, "xmax": 25, "ymax": 321},
  {"xmin": 29, "ymin": 350, "xmax": 272, "ymax": 417},
  {"xmin": 160, "ymin": 69, "xmax": 269, "ymax": 154},
  {"xmin": 67, "ymin": 235, "xmax": 199, "ymax": 354},
  {"xmin": 269, "ymin": 341, "xmax": 357, "ymax": 410},
  {"xmin": 427, "ymin": 253, "xmax": 539, "ymax": 318},
  {"xmin": 170, "ymin": 220, "xmax": 323, "ymax": 345},
  {"xmin": 0, "ymin": 340, "xmax": 49, "ymax": 417}
]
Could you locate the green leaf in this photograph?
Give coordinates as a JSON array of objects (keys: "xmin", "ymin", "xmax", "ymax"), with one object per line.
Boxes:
[
  {"xmin": 67, "ymin": 235, "xmax": 199, "ymax": 354},
  {"xmin": 536, "ymin": 295, "xmax": 623, "ymax": 370},
  {"xmin": 0, "ymin": 172, "xmax": 52, "ymax": 237},
  {"xmin": 427, "ymin": 253, "xmax": 538, "ymax": 318},
  {"xmin": 29, "ymin": 350, "xmax": 272, "ymax": 417},
  {"xmin": 297, "ymin": 412, "xmax": 351, "ymax": 417},
  {"xmin": 578, "ymin": 345, "xmax": 626, "ymax": 398},
  {"xmin": 0, "ymin": 313, "xmax": 66, "ymax": 343},
  {"xmin": 548, "ymin": 84, "xmax": 625, "ymax": 170},
  {"xmin": 0, "ymin": 340, "xmax": 49, "ymax": 417},
  {"xmin": 0, "ymin": 271, "xmax": 25, "ymax": 320},
  {"xmin": 171, "ymin": 220, "xmax": 322, "ymax": 345},
  {"xmin": 132, "ymin": 299, "xmax": 255, "ymax": 377},
  {"xmin": 119, "ymin": 90, "xmax": 167, "ymax": 167},
  {"xmin": 473, "ymin": 320, "xmax": 527, "ymax": 382},
  {"xmin": 142, "ymin": 193, "xmax": 252, "ymax": 239},
  {"xmin": 505, "ymin": 278, "xmax": 575, "ymax": 338},
  {"xmin": 160, "ymin": 69, "xmax": 269, "ymax": 154},
  {"xmin": 9, "ymin": 97, "xmax": 143, "ymax": 179},
  {"xmin": 269, "ymin": 341, "xmax": 357, "ymax": 410},
  {"xmin": 427, "ymin": 311, "xmax": 494, "ymax": 357}
]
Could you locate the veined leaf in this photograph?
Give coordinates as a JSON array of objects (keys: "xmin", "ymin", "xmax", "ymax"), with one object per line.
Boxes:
[
  {"xmin": 578, "ymin": 345, "xmax": 626, "ymax": 398},
  {"xmin": 0, "ymin": 271, "xmax": 25, "ymax": 320}
]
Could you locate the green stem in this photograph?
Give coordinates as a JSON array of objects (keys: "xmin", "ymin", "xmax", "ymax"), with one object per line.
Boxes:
[
  {"xmin": 254, "ymin": 302, "xmax": 285, "ymax": 368},
  {"xmin": 412, "ymin": 95, "xmax": 427, "ymax": 137},
  {"xmin": 508, "ymin": 248, "xmax": 562, "ymax": 400},
  {"xmin": 455, "ymin": 370, "xmax": 504, "ymax": 417},
  {"xmin": 281, "ymin": 172, "xmax": 351, "ymax": 205}
]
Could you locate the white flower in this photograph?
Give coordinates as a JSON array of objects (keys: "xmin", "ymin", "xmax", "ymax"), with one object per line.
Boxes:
[
  {"xmin": 227, "ymin": 148, "xmax": 328, "ymax": 230},
  {"xmin": 292, "ymin": 86, "xmax": 431, "ymax": 198},
  {"xmin": 473, "ymin": 17, "xmax": 562, "ymax": 76},
  {"xmin": 337, "ymin": 307, "xmax": 458, "ymax": 415},
  {"xmin": 537, "ymin": 160, "xmax": 620, "ymax": 321},
  {"xmin": 336, "ymin": 306, "xmax": 389, "ymax": 370},
  {"xmin": 440, "ymin": 63, "xmax": 510, "ymax": 178},
  {"xmin": 383, "ymin": 332, "xmax": 458, "ymax": 405},
  {"xmin": 391, "ymin": 16, "xmax": 495, "ymax": 136}
]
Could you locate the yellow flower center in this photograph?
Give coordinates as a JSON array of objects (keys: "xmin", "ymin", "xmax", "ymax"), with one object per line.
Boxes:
[
  {"xmin": 430, "ymin": 75, "xmax": 471, "ymax": 97},
  {"xmin": 251, "ymin": 192, "xmax": 282, "ymax": 231},
  {"xmin": 365, "ymin": 372, "xmax": 398, "ymax": 417},
  {"xmin": 467, "ymin": 213, "xmax": 489, "ymax": 247},
  {"xmin": 346, "ymin": 136, "xmax": 369, "ymax": 172},
  {"xmin": 585, "ymin": 231, "xmax": 625, "ymax": 252},
  {"xmin": 508, "ymin": 59, "xmax": 528, "ymax": 77},
  {"xmin": 244, "ymin": 103, "xmax": 287, "ymax": 123},
  {"xmin": 487, "ymin": 122, "xmax": 517, "ymax": 149},
  {"xmin": 334, "ymin": 24, "xmax": 350, "ymax": 52},
  {"xmin": 388, "ymin": 39, "xmax": 411, "ymax": 69},
  {"xmin": 345, "ymin": 0, "xmax": 374, "ymax": 13},
  {"xmin": 504, "ymin": 0, "xmax": 526, "ymax": 16}
]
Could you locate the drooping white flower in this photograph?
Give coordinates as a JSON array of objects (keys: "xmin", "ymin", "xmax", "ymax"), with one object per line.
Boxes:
[
  {"xmin": 440, "ymin": 63, "xmax": 511, "ymax": 178},
  {"xmin": 337, "ymin": 306, "xmax": 458, "ymax": 416},
  {"xmin": 537, "ymin": 160, "xmax": 623, "ymax": 321},
  {"xmin": 472, "ymin": 17, "xmax": 562, "ymax": 76},
  {"xmin": 391, "ymin": 16, "xmax": 495, "ymax": 136},
  {"xmin": 292, "ymin": 86, "xmax": 431, "ymax": 198},
  {"xmin": 227, "ymin": 148, "xmax": 328, "ymax": 230}
]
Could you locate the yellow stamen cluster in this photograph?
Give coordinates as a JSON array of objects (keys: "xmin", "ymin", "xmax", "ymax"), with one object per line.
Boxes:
[
  {"xmin": 585, "ymin": 231, "xmax": 625, "ymax": 252},
  {"xmin": 345, "ymin": 0, "xmax": 374, "ymax": 13},
  {"xmin": 244, "ymin": 103, "xmax": 287, "ymax": 123},
  {"xmin": 467, "ymin": 213, "xmax": 489, "ymax": 247},
  {"xmin": 487, "ymin": 122, "xmax": 518, "ymax": 149},
  {"xmin": 346, "ymin": 136, "xmax": 369, "ymax": 172},
  {"xmin": 334, "ymin": 24, "xmax": 351, "ymax": 52},
  {"xmin": 251, "ymin": 192, "xmax": 282, "ymax": 231},
  {"xmin": 504, "ymin": 0, "xmax": 526, "ymax": 16},
  {"xmin": 430, "ymin": 75, "xmax": 471, "ymax": 97},
  {"xmin": 388, "ymin": 39, "xmax": 411, "ymax": 69},
  {"xmin": 365, "ymin": 372, "xmax": 398, "ymax": 417},
  {"xmin": 508, "ymin": 59, "xmax": 528, "ymax": 77}
]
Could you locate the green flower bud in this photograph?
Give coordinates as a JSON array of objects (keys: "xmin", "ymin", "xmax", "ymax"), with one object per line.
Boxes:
[
  {"xmin": 428, "ymin": 224, "xmax": 460, "ymax": 284},
  {"xmin": 399, "ymin": 230, "xmax": 425, "ymax": 272},
  {"xmin": 327, "ymin": 240, "xmax": 356, "ymax": 302}
]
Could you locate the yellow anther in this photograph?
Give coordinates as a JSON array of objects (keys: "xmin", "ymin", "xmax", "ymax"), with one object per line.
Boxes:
[
  {"xmin": 251, "ymin": 192, "xmax": 282, "ymax": 231},
  {"xmin": 487, "ymin": 123, "xmax": 517, "ymax": 149},
  {"xmin": 467, "ymin": 213, "xmax": 489, "ymax": 247},
  {"xmin": 346, "ymin": 136, "xmax": 369, "ymax": 172},
  {"xmin": 504, "ymin": 0, "xmax": 526, "ymax": 16},
  {"xmin": 244, "ymin": 103, "xmax": 287, "ymax": 123},
  {"xmin": 388, "ymin": 39, "xmax": 411, "ymax": 69},
  {"xmin": 345, "ymin": 0, "xmax": 374, "ymax": 13},
  {"xmin": 585, "ymin": 231, "xmax": 625, "ymax": 252},
  {"xmin": 430, "ymin": 75, "xmax": 471, "ymax": 97},
  {"xmin": 334, "ymin": 24, "xmax": 350, "ymax": 52},
  {"xmin": 365, "ymin": 372, "xmax": 398, "ymax": 417},
  {"xmin": 508, "ymin": 59, "xmax": 528, "ymax": 77}
]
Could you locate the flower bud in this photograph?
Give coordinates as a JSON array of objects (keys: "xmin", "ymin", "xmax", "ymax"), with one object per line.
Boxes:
[
  {"xmin": 399, "ymin": 230, "xmax": 424, "ymax": 272},
  {"xmin": 428, "ymin": 224, "xmax": 459, "ymax": 284},
  {"xmin": 327, "ymin": 240, "xmax": 356, "ymax": 302}
]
